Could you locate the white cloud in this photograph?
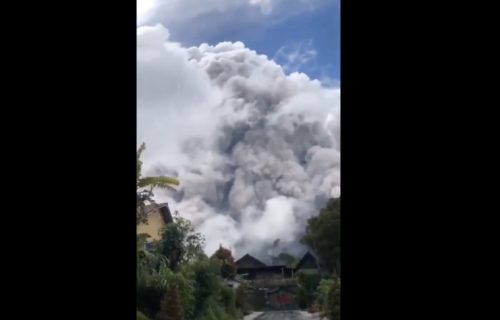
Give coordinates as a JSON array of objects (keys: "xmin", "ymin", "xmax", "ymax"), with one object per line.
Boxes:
[
  {"xmin": 249, "ymin": 0, "xmax": 274, "ymax": 14},
  {"xmin": 137, "ymin": 24, "xmax": 223, "ymax": 169},
  {"xmin": 137, "ymin": 0, "xmax": 159, "ymax": 25},
  {"xmin": 137, "ymin": 0, "xmax": 335, "ymax": 45},
  {"xmin": 273, "ymin": 40, "xmax": 318, "ymax": 74},
  {"xmin": 137, "ymin": 24, "xmax": 340, "ymax": 260}
]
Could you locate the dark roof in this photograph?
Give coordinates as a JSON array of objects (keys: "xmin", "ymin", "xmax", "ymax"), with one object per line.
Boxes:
[
  {"xmin": 295, "ymin": 251, "xmax": 319, "ymax": 270},
  {"xmin": 158, "ymin": 204, "xmax": 173, "ymax": 224},
  {"xmin": 236, "ymin": 254, "xmax": 267, "ymax": 268}
]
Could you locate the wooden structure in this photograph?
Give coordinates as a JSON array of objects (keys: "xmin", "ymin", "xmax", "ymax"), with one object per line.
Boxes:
[
  {"xmin": 235, "ymin": 251, "xmax": 322, "ymax": 311},
  {"xmin": 137, "ymin": 203, "xmax": 173, "ymax": 241},
  {"xmin": 294, "ymin": 251, "xmax": 320, "ymax": 275},
  {"xmin": 236, "ymin": 251, "xmax": 321, "ymax": 279}
]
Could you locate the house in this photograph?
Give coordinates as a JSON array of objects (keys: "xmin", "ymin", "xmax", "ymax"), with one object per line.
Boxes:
[
  {"xmin": 236, "ymin": 254, "xmax": 294, "ymax": 281},
  {"xmin": 235, "ymin": 253, "xmax": 299, "ymax": 310},
  {"xmin": 294, "ymin": 251, "xmax": 321, "ymax": 275},
  {"xmin": 236, "ymin": 254, "xmax": 267, "ymax": 269},
  {"xmin": 236, "ymin": 251, "xmax": 323, "ymax": 280},
  {"xmin": 137, "ymin": 203, "xmax": 173, "ymax": 241}
]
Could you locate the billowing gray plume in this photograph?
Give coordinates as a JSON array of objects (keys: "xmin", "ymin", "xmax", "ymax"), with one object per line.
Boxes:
[{"xmin": 137, "ymin": 25, "xmax": 340, "ymax": 261}]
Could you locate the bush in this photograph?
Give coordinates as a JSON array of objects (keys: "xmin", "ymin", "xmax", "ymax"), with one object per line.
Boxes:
[
  {"xmin": 155, "ymin": 284, "xmax": 185, "ymax": 320},
  {"xmin": 180, "ymin": 258, "xmax": 220, "ymax": 319},
  {"xmin": 137, "ymin": 310, "xmax": 151, "ymax": 320},
  {"xmin": 296, "ymin": 273, "xmax": 322, "ymax": 309},
  {"xmin": 316, "ymin": 278, "xmax": 335, "ymax": 313},
  {"xmin": 327, "ymin": 278, "xmax": 340, "ymax": 320},
  {"xmin": 138, "ymin": 257, "xmax": 195, "ymax": 319},
  {"xmin": 235, "ymin": 284, "xmax": 249, "ymax": 314},
  {"xmin": 219, "ymin": 286, "xmax": 237, "ymax": 318},
  {"xmin": 158, "ymin": 217, "xmax": 205, "ymax": 271},
  {"xmin": 138, "ymin": 286, "xmax": 165, "ymax": 319},
  {"xmin": 198, "ymin": 297, "xmax": 238, "ymax": 320}
]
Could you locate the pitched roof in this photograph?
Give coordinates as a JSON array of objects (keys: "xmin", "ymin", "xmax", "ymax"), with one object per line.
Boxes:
[
  {"xmin": 236, "ymin": 254, "xmax": 267, "ymax": 268},
  {"xmin": 295, "ymin": 251, "xmax": 319, "ymax": 270}
]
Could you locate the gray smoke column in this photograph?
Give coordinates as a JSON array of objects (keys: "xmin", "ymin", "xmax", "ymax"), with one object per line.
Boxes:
[{"xmin": 137, "ymin": 25, "xmax": 340, "ymax": 261}]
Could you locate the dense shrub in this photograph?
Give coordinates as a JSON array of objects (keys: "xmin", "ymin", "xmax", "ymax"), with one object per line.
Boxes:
[
  {"xmin": 156, "ymin": 284, "xmax": 184, "ymax": 320},
  {"xmin": 296, "ymin": 273, "xmax": 322, "ymax": 309},
  {"xmin": 327, "ymin": 278, "xmax": 340, "ymax": 320}
]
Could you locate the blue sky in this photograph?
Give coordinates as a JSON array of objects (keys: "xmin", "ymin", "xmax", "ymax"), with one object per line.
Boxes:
[
  {"xmin": 198, "ymin": 2, "xmax": 340, "ymax": 84},
  {"xmin": 140, "ymin": 0, "xmax": 340, "ymax": 85}
]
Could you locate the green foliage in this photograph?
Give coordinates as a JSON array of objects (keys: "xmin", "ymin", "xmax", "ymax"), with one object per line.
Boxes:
[
  {"xmin": 177, "ymin": 256, "xmax": 241, "ymax": 320},
  {"xmin": 137, "ymin": 142, "xmax": 179, "ymax": 224},
  {"xmin": 137, "ymin": 232, "xmax": 172, "ymax": 318},
  {"xmin": 180, "ymin": 258, "xmax": 220, "ymax": 319},
  {"xmin": 197, "ymin": 296, "xmax": 238, "ymax": 320},
  {"xmin": 158, "ymin": 217, "xmax": 205, "ymax": 271},
  {"xmin": 138, "ymin": 310, "xmax": 152, "ymax": 320},
  {"xmin": 139, "ymin": 176, "xmax": 180, "ymax": 191},
  {"xmin": 138, "ymin": 215, "xmax": 242, "ymax": 320},
  {"xmin": 326, "ymin": 277, "xmax": 341, "ymax": 320},
  {"xmin": 138, "ymin": 286, "xmax": 165, "ymax": 319},
  {"xmin": 156, "ymin": 284, "xmax": 185, "ymax": 320},
  {"xmin": 219, "ymin": 286, "xmax": 237, "ymax": 318},
  {"xmin": 296, "ymin": 273, "xmax": 322, "ymax": 309},
  {"xmin": 138, "ymin": 236, "xmax": 165, "ymax": 275},
  {"xmin": 136, "ymin": 156, "xmax": 245, "ymax": 320},
  {"xmin": 197, "ymin": 299, "xmax": 225, "ymax": 320},
  {"xmin": 301, "ymin": 197, "xmax": 340, "ymax": 274},
  {"xmin": 137, "ymin": 255, "xmax": 172, "ymax": 318},
  {"xmin": 167, "ymin": 269, "xmax": 196, "ymax": 319},
  {"xmin": 316, "ymin": 278, "xmax": 335, "ymax": 307},
  {"xmin": 137, "ymin": 143, "xmax": 146, "ymax": 181},
  {"xmin": 139, "ymin": 259, "xmax": 242, "ymax": 320},
  {"xmin": 137, "ymin": 143, "xmax": 179, "ymax": 189},
  {"xmin": 212, "ymin": 246, "xmax": 237, "ymax": 279}
]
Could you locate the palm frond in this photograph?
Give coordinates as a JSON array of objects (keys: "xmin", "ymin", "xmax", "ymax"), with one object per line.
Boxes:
[
  {"xmin": 137, "ymin": 142, "xmax": 146, "ymax": 159},
  {"xmin": 138, "ymin": 176, "xmax": 179, "ymax": 191},
  {"xmin": 137, "ymin": 142, "xmax": 146, "ymax": 180}
]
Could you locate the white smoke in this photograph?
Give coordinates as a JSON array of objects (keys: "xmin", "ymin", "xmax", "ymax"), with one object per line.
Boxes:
[
  {"xmin": 137, "ymin": 0, "xmax": 332, "ymax": 25},
  {"xmin": 137, "ymin": 24, "xmax": 340, "ymax": 261}
]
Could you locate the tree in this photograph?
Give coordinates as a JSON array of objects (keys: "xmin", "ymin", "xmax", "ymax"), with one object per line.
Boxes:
[
  {"xmin": 327, "ymin": 277, "xmax": 341, "ymax": 320},
  {"xmin": 187, "ymin": 258, "xmax": 220, "ymax": 319},
  {"xmin": 158, "ymin": 217, "xmax": 205, "ymax": 271},
  {"xmin": 155, "ymin": 283, "xmax": 185, "ymax": 320},
  {"xmin": 315, "ymin": 278, "xmax": 334, "ymax": 316},
  {"xmin": 137, "ymin": 142, "xmax": 179, "ymax": 224},
  {"xmin": 296, "ymin": 272, "xmax": 322, "ymax": 309},
  {"xmin": 212, "ymin": 245, "xmax": 237, "ymax": 279},
  {"xmin": 301, "ymin": 197, "xmax": 340, "ymax": 275},
  {"xmin": 137, "ymin": 247, "xmax": 171, "ymax": 318}
]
